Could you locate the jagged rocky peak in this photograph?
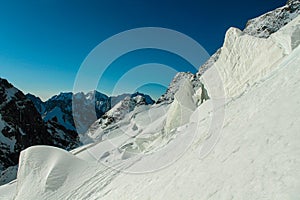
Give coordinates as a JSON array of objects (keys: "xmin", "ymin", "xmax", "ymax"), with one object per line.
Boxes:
[
  {"xmin": 26, "ymin": 93, "xmax": 45, "ymax": 114},
  {"xmin": 27, "ymin": 90, "xmax": 155, "ymax": 136},
  {"xmin": 72, "ymin": 91, "xmax": 111, "ymax": 134},
  {"xmin": 27, "ymin": 91, "xmax": 111, "ymax": 134},
  {"xmin": 243, "ymin": 0, "xmax": 300, "ymax": 38},
  {"xmin": 99, "ymin": 92, "xmax": 154, "ymax": 127},
  {"xmin": 0, "ymin": 78, "xmax": 52, "ymax": 170},
  {"xmin": 0, "ymin": 78, "xmax": 80, "ymax": 185},
  {"xmin": 50, "ymin": 92, "xmax": 73, "ymax": 101},
  {"xmin": 83, "ymin": 92, "xmax": 155, "ymax": 142},
  {"xmin": 157, "ymin": 72, "xmax": 207, "ymax": 104},
  {"xmin": 287, "ymin": 0, "xmax": 300, "ymax": 6},
  {"xmin": 131, "ymin": 92, "xmax": 154, "ymax": 105}
]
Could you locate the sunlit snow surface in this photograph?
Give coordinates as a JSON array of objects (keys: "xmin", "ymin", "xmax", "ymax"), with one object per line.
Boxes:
[{"xmin": 1, "ymin": 14, "xmax": 300, "ymax": 200}]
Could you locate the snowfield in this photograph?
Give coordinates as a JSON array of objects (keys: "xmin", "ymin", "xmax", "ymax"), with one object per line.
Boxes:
[{"xmin": 1, "ymin": 10, "xmax": 300, "ymax": 200}]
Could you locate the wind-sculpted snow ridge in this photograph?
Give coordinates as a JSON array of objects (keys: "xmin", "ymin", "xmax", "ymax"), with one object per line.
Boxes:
[
  {"xmin": 197, "ymin": 0, "xmax": 300, "ymax": 83},
  {"xmin": 2, "ymin": 9, "xmax": 300, "ymax": 200},
  {"xmin": 157, "ymin": 1, "xmax": 300, "ymax": 105},
  {"xmin": 210, "ymin": 15, "xmax": 300, "ymax": 99},
  {"xmin": 157, "ymin": 1, "xmax": 300, "ymax": 106}
]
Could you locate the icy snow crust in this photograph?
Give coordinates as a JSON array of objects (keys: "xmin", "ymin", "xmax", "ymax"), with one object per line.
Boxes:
[{"xmin": 1, "ymin": 15, "xmax": 300, "ymax": 200}]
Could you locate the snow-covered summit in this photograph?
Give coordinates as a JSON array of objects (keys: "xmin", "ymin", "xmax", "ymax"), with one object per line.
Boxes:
[
  {"xmin": 243, "ymin": 0, "xmax": 300, "ymax": 38},
  {"xmin": 26, "ymin": 93, "xmax": 46, "ymax": 114},
  {"xmin": 85, "ymin": 92, "xmax": 154, "ymax": 142},
  {"xmin": 27, "ymin": 91, "xmax": 111, "ymax": 134},
  {"xmin": 157, "ymin": 72, "xmax": 208, "ymax": 104},
  {"xmin": 28, "ymin": 91, "xmax": 154, "ymax": 135}
]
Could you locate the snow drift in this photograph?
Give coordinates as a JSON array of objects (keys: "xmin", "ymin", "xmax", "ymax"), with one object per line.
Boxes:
[{"xmin": 1, "ymin": 4, "xmax": 300, "ymax": 200}]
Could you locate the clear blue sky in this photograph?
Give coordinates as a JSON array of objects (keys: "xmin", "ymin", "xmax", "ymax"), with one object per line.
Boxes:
[{"xmin": 0, "ymin": 0, "xmax": 287, "ymax": 100}]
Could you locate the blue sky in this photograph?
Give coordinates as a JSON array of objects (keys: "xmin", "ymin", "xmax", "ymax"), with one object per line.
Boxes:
[{"xmin": 0, "ymin": 0, "xmax": 287, "ymax": 100}]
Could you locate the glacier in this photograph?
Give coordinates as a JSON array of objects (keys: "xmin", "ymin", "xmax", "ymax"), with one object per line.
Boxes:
[{"xmin": 1, "ymin": 5, "xmax": 300, "ymax": 200}]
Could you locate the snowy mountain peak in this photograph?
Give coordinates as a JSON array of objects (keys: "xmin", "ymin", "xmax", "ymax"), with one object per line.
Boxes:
[
  {"xmin": 287, "ymin": 0, "xmax": 300, "ymax": 6},
  {"xmin": 0, "ymin": 78, "xmax": 80, "ymax": 184},
  {"xmin": 27, "ymin": 91, "xmax": 154, "ymax": 136},
  {"xmin": 26, "ymin": 93, "xmax": 46, "ymax": 114},
  {"xmin": 157, "ymin": 71, "xmax": 208, "ymax": 105},
  {"xmin": 84, "ymin": 92, "xmax": 154, "ymax": 142},
  {"xmin": 224, "ymin": 27, "xmax": 244, "ymax": 49},
  {"xmin": 243, "ymin": 0, "xmax": 300, "ymax": 38},
  {"xmin": 101, "ymin": 92, "xmax": 153, "ymax": 124},
  {"xmin": 49, "ymin": 92, "xmax": 73, "ymax": 101},
  {"xmin": 27, "ymin": 91, "xmax": 111, "ymax": 134},
  {"xmin": 131, "ymin": 92, "xmax": 154, "ymax": 105},
  {"xmin": 0, "ymin": 78, "xmax": 23, "ymax": 104}
]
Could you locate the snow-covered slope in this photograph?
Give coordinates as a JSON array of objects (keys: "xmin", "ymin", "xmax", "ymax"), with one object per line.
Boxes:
[
  {"xmin": 1, "ymin": 4, "xmax": 300, "ymax": 200},
  {"xmin": 84, "ymin": 92, "xmax": 155, "ymax": 142},
  {"xmin": 194, "ymin": 0, "xmax": 300, "ymax": 83},
  {"xmin": 210, "ymin": 14, "xmax": 300, "ymax": 99},
  {"xmin": 158, "ymin": 0, "xmax": 300, "ymax": 105},
  {"xmin": 98, "ymin": 39, "xmax": 300, "ymax": 200}
]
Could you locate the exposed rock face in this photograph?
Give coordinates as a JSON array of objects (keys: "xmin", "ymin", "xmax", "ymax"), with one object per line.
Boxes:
[
  {"xmin": 243, "ymin": 0, "xmax": 300, "ymax": 38},
  {"xmin": 95, "ymin": 92, "xmax": 154, "ymax": 129},
  {"xmin": 85, "ymin": 92, "xmax": 155, "ymax": 142},
  {"xmin": 156, "ymin": 72, "xmax": 208, "ymax": 104},
  {"xmin": 0, "ymin": 78, "xmax": 80, "ymax": 184},
  {"xmin": 27, "ymin": 91, "xmax": 111, "ymax": 134},
  {"xmin": 28, "ymin": 90, "xmax": 155, "ymax": 135},
  {"xmin": 0, "ymin": 78, "xmax": 53, "ymax": 170}
]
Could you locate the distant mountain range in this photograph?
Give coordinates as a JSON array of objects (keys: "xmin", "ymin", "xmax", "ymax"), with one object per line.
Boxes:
[
  {"xmin": 0, "ymin": 78, "xmax": 155, "ymax": 185},
  {"xmin": 0, "ymin": 78, "xmax": 81, "ymax": 184},
  {"xmin": 26, "ymin": 91, "xmax": 154, "ymax": 134}
]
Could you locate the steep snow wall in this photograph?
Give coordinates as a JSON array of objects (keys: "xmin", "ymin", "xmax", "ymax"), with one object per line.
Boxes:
[
  {"xmin": 164, "ymin": 79, "xmax": 196, "ymax": 133},
  {"xmin": 202, "ymin": 15, "xmax": 300, "ymax": 99}
]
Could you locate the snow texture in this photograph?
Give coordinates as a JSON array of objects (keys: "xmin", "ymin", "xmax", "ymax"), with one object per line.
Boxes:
[{"xmin": 1, "ymin": 5, "xmax": 300, "ymax": 200}]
